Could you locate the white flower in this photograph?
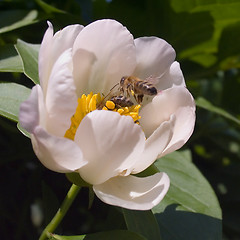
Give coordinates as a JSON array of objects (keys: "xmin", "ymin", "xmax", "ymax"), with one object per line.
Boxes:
[{"xmin": 19, "ymin": 19, "xmax": 195, "ymax": 210}]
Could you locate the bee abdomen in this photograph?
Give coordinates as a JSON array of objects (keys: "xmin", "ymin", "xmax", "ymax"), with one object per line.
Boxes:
[
  {"xmin": 135, "ymin": 81, "xmax": 157, "ymax": 95},
  {"xmin": 111, "ymin": 95, "xmax": 134, "ymax": 107}
]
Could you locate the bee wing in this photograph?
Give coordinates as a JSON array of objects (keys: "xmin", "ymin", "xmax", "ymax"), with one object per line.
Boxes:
[{"xmin": 145, "ymin": 75, "xmax": 160, "ymax": 85}]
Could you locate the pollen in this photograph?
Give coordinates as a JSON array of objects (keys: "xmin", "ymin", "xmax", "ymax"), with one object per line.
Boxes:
[
  {"xmin": 65, "ymin": 92, "xmax": 141, "ymax": 140},
  {"xmin": 105, "ymin": 100, "xmax": 115, "ymax": 110},
  {"xmin": 105, "ymin": 101, "xmax": 141, "ymax": 124}
]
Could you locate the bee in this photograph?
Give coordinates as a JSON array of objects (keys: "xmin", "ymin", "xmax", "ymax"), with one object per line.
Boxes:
[
  {"xmin": 97, "ymin": 86, "xmax": 133, "ymax": 110},
  {"xmin": 119, "ymin": 76, "xmax": 158, "ymax": 103},
  {"xmin": 98, "ymin": 75, "xmax": 157, "ymax": 109},
  {"xmin": 110, "ymin": 95, "xmax": 134, "ymax": 108}
]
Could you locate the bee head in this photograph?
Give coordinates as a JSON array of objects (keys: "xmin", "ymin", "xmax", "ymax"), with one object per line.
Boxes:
[{"xmin": 120, "ymin": 76, "xmax": 126, "ymax": 86}]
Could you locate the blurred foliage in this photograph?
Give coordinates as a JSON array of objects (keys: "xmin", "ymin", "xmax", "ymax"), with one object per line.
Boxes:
[{"xmin": 0, "ymin": 0, "xmax": 240, "ymax": 239}]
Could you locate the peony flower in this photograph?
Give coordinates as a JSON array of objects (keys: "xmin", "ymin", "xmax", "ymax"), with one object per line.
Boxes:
[{"xmin": 19, "ymin": 19, "xmax": 195, "ymax": 210}]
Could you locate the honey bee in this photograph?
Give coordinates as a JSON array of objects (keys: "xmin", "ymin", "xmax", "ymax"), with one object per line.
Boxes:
[
  {"xmin": 97, "ymin": 75, "xmax": 157, "ymax": 109},
  {"xmin": 110, "ymin": 95, "xmax": 134, "ymax": 108},
  {"xmin": 97, "ymin": 86, "xmax": 133, "ymax": 110},
  {"xmin": 119, "ymin": 76, "xmax": 158, "ymax": 103}
]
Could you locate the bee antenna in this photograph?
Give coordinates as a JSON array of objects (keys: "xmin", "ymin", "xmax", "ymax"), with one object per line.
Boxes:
[
  {"xmin": 101, "ymin": 83, "xmax": 120, "ymax": 103},
  {"xmin": 109, "ymin": 82, "xmax": 119, "ymax": 91}
]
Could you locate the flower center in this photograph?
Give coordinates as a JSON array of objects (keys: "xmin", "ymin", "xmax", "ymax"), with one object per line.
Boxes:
[{"xmin": 64, "ymin": 92, "xmax": 141, "ymax": 140}]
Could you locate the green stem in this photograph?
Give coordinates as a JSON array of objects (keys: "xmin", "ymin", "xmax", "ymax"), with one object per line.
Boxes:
[{"xmin": 39, "ymin": 184, "xmax": 81, "ymax": 240}]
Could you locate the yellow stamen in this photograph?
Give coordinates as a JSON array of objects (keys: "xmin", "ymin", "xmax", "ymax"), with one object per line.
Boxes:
[
  {"xmin": 117, "ymin": 109, "xmax": 124, "ymax": 114},
  {"xmin": 64, "ymin": 92, "xmax": 102, "ymax": 140},
  {"xmin": 65, "ymin": 92, "xmax": 141, "ymax": 140},
  {"xmin": 111, "ymin": 104, "xmax": 141, "ymax": 124}
]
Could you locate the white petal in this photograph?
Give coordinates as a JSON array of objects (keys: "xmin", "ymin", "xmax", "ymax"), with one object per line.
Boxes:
[
  {"xmin": 39, "ymin": 21, "xmax": 54, "ymax": 95},
  {"xmin": 72, "ymin": 49, "xmax": 97, "ymax": 97},
  {"xmin": 50, "ymin": 23, "xmax": 84, "ymax": 66},
  {"xmin": 93, "ymin": 172, "xmax": 170, "ymax": 210},
  {"xmin": 133, "ymin": 37, "xmax": 176, "ymax": 79},
  {"xmin": 31, "ymin": 125, "xmax": 87, "ymax": 173},
  {"xmin": 19, "ymin": 85, "xmax": 45, "ymax": 133},
  {"xmin": 39, "ymin": 22, "xmax": 83, "ymax": 95},
  {"xmin": 72, "ymin": 19, "xmax": 136, "ymax": 95},
  {"xmin": 75, "ymin": 110, "xmax": 145, "ymax": 185},
  {"xmin": 132, "ymin": 115, "xmax": 175, "ymax": 174},
  {"xmin": 45, "ymin": 49, "xmax": 78, "ymax": 137},
  {"xmin": 160, "ymin": 90, "xmax": 196, "ymax": 157},
  {"xmin": 156, "ymin": 61, "xmax": 186, "ymax": 91},
  {"xmin": 140, "ymin": 87, "xmax": 196, "ymax": 155}
]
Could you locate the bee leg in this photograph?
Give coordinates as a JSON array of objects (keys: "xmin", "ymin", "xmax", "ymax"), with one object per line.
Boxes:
[
  {"xmin": 137, "ymin": 94, "xmax": 144, "ymax": 104},
  {"xmin": 119, "ymin": 86, "xmax": 124, "ymax": 92},
  {"xmin": 126, "ymin": 84, "xmax": 133, "ymax": 96},
  {"xmin": 132, "ymin": 93, "xmax": 138, "ymax": 102}
]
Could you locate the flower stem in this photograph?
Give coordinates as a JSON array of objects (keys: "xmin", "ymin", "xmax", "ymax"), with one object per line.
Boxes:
[{"xmin": 39, "ymin": 184, "xmax": 81, "ymax": 240}]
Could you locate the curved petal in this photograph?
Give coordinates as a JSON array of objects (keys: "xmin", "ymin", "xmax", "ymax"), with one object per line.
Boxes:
[
  {"xmin": 132, "ymin": 115, "xmax": 175, "ymax": 174},
  {"xmin": 140, "ymin": 87, "xmax": 196, "ymax": 155},
  {"xmin": 19, "ymin": 85, "xmax": 45, "ymax": 133},
  {"xmin": 31, "ymin": 126, "xmax": 87, "ymax": 173},
  {"xmin": 133, "ymin": 37, "xmax": 176, "ymax": 79},
  {"xmin": 160, "ymin": 93, "xmax": 196, "ymax": 157},
  {"xmin": 72, "ymin": 19, "xmax": 136, "ymax": 96},
  {"xmin": 72, "ymin": 48, "xmax": 97, "ymax": 98},
  {"xmin": 93, "ymin": 172, "xmax": 170, "ymax": 210},
  {"xmin": 75, "ymin": 110, "xmax": 145, "ymax": 185},
  {"xmin": 50, "ymin": 23, "xmax": 84, "ymax": 66},
  {"xmin": 39, "ymin": 21, "xmax": 53, "ymax": 95},
  {"xmin": 156, "ymin": 61, "xmax": 186, "ymax": 91},
  {"xmin": 45, "ymin": 49, "xmax": 78, "ymax": 137},
  {"xmin": 39, "ymin": 22, "xmax": 83, "ymax": 95}
]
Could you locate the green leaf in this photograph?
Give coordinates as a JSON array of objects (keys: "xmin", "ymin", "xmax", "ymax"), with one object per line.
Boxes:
[
  {"xmin": 153, "ymin": 150, "xmax": 222, "ymax": 240},
  {"xmin": 170, "ymin": 1, "xmax": 240, "ymax": 35},
  {"xmin": 17, "ymin": 122, "xmax": 30, "ymax": 138},
  {"xmin": 0, "ymin": 10, "xmax": 39, "ymax": 34},
  {"xmin": 218, "ymin": 21, "xmax": 240, "ymax": 69},
  {"xmin": 196, "ymin": 97, "xmax": 240, "ymax": 125},
  {"xmin": 50, "ymin": 235, "xmax": 85, "ymax": 240},
  {"xmin": 0, "ymin": 45, "xmax": 23, "ymax": 72},
  {"xmin": 35, "ymin": 0, "xmax": 66, "ymax": 14},
  {"xmin": 170, "ymin": 0, "xmax": 240, "ymax": 70},
  {"xmin": 0, "ymin": 82, "xmax": 31, "ymax": 122},
  {"xmin": 15, "ymin": 40, "xmax": 40, "ymax": 84},
  {"xmin": 136, "ymin": 164, "xmax": 159, "ymax": 177},
  {"xmin": 50, "ymin": 230, "xmax": 146, "ymax": 240},
  {"xmin": 123, "ymin": 209, "xmax": 161, "ymax": 240}
]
